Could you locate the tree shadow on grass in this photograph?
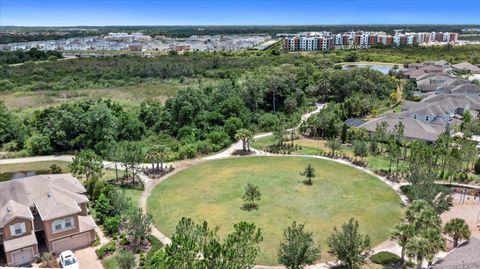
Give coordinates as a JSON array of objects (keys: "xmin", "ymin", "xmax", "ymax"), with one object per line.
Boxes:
[
  {"xmin": 302, "ymin": 180, "xmax": 313, "ymax": 186},
  {"xmin": 241, "ymin": 203, "xmax": 258, "ymax": 211}
]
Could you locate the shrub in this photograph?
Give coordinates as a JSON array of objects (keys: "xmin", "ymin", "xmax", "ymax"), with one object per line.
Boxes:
[
  {"xmin": 49, "ymin": 164, "xmax": 62, "ymax": 174},
  {"xmin": 95, "ymin": 247, "xmax": 106, "ymax": 259},
  {"xmin": 96, "ymin": 241, "xmax": 117, "ymax": 259},
  {"xmin": 115, "ymin": 249, "xmax": 136, "ymax": 269},
  {"xmin": 104, "ymin": 215, "xmax": 121, "ymax": 236},
  {"xmin": 179, "ymin": 144, "xmax": 196, "ymax": 159},
  {"xmin": 370, "ymin": 251, "xmax": 401, "ymax": 265},
  {"xmin": 25, "ymin": 133, "xmax": 53, "ymax": 155},
  {"xmin": 474, "ymin": 158, "xmax": 480, "ymax": 174},
  {"xmin": 120, "ymin": 233, "xmax": 129, "ymax": 245}
]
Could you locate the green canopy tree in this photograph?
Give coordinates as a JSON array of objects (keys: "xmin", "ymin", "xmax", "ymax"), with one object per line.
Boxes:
[
  {"xmin": 243, "ymin": 183, "xmax": 262, "ymax": 210},
  {"xmin": 147, "ymin": 217, "xmax": 262, "ymax": 269},
  {"xmin": 353, "ymin": 139, "xmax": 368, "ymax": 160},
  {"xmin": 326, "ymin": 137, "xmax": 342, "ymax": 155},
  {"xmin": 327, "ymin": 218, "xmax": 371, "ymax": 269},
  {"xmin": 277, "ymin": 221, "xmax": 321, "ymax": 269},
  {"xmin": 300, "ymin": 163, "xmax": 316, "ymax": 185},
  {"xmin": 69, "ymin": 149, "xmax": 103, "ymax": 181}
]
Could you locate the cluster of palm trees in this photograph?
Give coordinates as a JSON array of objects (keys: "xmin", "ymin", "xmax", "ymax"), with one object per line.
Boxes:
[
  {"xmin": 235, "ymin": 128, "xmax": 253, "ymax": 153},
  {"xmin": 393, "ymin": 200, "xmax": 470, "ymax": 269},
  {"xmin": 144, "ymin": 145, "xmax": 170, "ymax": 174}
]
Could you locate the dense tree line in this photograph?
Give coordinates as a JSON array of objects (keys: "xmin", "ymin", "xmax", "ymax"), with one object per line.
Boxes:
[
  {"xmin": 0, "ymin": 30, "xmax": 100, "ymax": 44},
  {"xmin": 0, "ymin": 48, "xmax": 63, "ymax": 64},
  {"xmin": 3, "ymin": 25, "xmax": 478, "ymax": 41},
  {"xmin": 1, "ymin": 60, "xmax": 398, "ymax": 158},
  {"xmin": 2, "ymin": 45, "xmax": 479, "ymax": 92}
]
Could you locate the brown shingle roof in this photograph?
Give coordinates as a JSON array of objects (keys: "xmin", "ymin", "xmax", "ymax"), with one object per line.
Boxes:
[
  {"xmin": 3, "ymin": 233, "xmax": 38, "ymax": 252},
  {"xmin": 34, "ymin": 189, "xmax": 82, "ymax": 221},
  {"xmin": 360, "ymin": 113, "xmax": 446, "ymax": 142},
  {"xmin": 432, "ymin": 237, "xmax": 480, "ymax": 268},
  {"xmin": 453, "ymin": 62, "xmax": 480, "ymax": 74},
  {"xmin": 0, "ymin": 174, "xmax": 87, "ymax": 226},
  {"xmin": 0, "ymin": 200, "xmax": 33, "ymax": 227}
]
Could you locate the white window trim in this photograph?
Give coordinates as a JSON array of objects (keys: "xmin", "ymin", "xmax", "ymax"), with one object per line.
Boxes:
[
  {"xmin": 52, "ymin": 217, "xmax": 75, "ymax": 234},
  {"xmin": 10, "ymin": 222, "xmax": 26, "ymax": 237}
]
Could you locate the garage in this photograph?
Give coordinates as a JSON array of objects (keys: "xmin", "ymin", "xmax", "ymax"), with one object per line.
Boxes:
[
  {"xmin": 52, "ymin": 232, "xmax": 91, "ymax": 253},
  {"xmin": 11, "ymin": 247, "xmax": 34, "ymax": 266}
]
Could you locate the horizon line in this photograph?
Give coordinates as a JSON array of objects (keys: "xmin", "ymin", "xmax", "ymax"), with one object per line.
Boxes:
[{"xmin": 2, "ymin": 23, "xmax": 480, "ymax": 28}]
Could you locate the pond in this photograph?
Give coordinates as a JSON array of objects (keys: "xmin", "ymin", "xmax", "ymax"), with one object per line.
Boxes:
[
  {"xmin": 0, "ymin": 170, "xmax": 48, "ymax": 182},
  {"xmin": 342, "ymin": 63, "xmax": 398, "ymax": 74}
]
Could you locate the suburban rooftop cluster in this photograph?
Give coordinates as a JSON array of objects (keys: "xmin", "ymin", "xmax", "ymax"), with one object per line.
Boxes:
[
  {"xmin": 360, "ymin": 61, "xmax": 480, "ymax": 142},
  {"xmin": 0, "ymin": 32, "xmax": 273, "ymax": 53},
  {"xmin": 282, "ymin": 31, "xmax": 459, "ymax": 51}
]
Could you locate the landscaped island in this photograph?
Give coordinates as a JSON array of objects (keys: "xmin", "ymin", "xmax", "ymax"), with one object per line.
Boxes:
[{"xmin": 147, "ymin": 156, "xmax": 403, "ymax": 265}]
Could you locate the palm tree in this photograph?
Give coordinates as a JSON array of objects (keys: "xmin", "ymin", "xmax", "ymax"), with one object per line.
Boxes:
[
  {"xmin": 423, "ymin": 228, "xmax": 445, "ymax": 266},
  {"xmin": 235, "ymin": 129, "xmax": 253, "ymax": 152},
  {"xmin": 406, "ymin": 236, "xmax": 430, "ymax": 269},
  {"xmin": 392, "ymin": 222, "xmax": 415, "ymax": 264},
  {"xmin": 154, "ymin": 145, "xmax": 169, "ymax": 172},
  {"xmin": 144, "ymin": 149, "xmax": 156, "ymax": 172},
  {"xmin": 443, "ymin": 218, "xmax": 471, "ymax": 248}
]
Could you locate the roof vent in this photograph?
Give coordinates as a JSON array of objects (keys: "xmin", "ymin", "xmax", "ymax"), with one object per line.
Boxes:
[
  {"xmin": 47, "ymin": 192, "xmax": 52, "ymax": 198},
  {"xmin": 7, "ymin": 207, "xmax": 11, "ymax": 212}
]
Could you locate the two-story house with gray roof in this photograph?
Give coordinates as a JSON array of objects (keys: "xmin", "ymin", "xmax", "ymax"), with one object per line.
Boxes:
[{"xmin": 0, "ymin": 174, "xmax": 97, "ymax": 266}]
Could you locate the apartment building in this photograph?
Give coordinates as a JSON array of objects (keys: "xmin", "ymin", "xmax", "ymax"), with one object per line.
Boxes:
[{"xmin": 284, "ymin": 31, "xmax": 459, "ymax": 51}]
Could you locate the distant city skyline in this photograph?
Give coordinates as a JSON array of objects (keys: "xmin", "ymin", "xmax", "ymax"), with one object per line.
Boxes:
[{"xmin": 1, "ymin": 0, "xmax": 479, "ymax": 26}]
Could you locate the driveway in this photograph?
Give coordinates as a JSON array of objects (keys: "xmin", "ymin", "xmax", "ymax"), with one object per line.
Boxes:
[{"xmin": 71, "ymin": 247, "xmax": 103, "ymax": 269}]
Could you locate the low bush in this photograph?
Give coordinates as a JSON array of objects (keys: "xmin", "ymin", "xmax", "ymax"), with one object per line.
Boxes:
[
  {"xmin": 370, "ymin": 251, "xmax": 401, "ymax": 265},
  {"xmin": 96, "ymin": 241, "xmax": 117, "ymax": 259},
  {"xmin": 475, "ymin": 158, "xmax": 480, "ymax": 174},
  {"xmin": 104, "ymin": 215, "xmax": 121, "ymax": 236}
]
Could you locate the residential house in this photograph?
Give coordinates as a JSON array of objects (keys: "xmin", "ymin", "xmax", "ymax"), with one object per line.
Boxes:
[
  {"xmin": 452, "ymin": 62, "xmax": 480, "ymax": 74},
  {"xmin": 360, "ymin": 93, "xmax": 480, "ymax": 142},
  {"xmin": 0, "ymin": 174, "xmax": 97, "ymax": 266}
]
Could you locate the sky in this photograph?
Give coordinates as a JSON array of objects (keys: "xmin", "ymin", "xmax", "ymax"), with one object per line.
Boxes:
[{"xmin": 1, "ymin": 0, "xmax": 479, "ymax": 26}]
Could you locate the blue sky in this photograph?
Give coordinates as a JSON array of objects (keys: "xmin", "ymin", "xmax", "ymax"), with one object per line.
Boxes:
[{"xmin": 1, "ymin": 0, "xmax": 479, "ymax": 26}]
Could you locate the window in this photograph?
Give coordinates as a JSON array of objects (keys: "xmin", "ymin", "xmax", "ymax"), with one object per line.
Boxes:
[
  {"xmin": 10, "ymin": 223, "xmax": 26, "ymax": 236},
  {"xmin": 52, "ymin": 217, "xmax": 75, "ymax": 233},
  {"xmin": 53, "ymin": 220, "xmax": 62, "ymax": 232},
  {"xmin": 64, "ymin": 217, "xmax": 73, "ymax": 228}
]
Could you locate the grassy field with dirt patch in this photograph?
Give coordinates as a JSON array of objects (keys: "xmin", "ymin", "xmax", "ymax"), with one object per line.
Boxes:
[
  {"xmin": 251, "ymin": 136, "xmax": 392, "ymax": 171},
  {"xmin": 147, "ymin": 156, "xmax": 403, "ymax": 265},
  {"xmin": 1, "ymin": 77, "xmax": 219, "ymax": 112}
]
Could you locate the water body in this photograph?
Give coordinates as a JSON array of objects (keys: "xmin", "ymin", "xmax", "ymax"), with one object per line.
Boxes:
[
  {"xmin": 0, "ymin": 170, "xmax": 44, "ymax": 182},
  {"xmin": 342, "ymin": 63, "xmax": 397, "ymax": 74}
]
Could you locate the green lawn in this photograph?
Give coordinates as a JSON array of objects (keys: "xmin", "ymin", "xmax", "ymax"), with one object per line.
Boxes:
[
  {"xmin": 115, "ymin": 187, "xmax": 142, "ymax": 207},
  {"xmin": 252, "ymin": 136, "xmax": 392, "ymax": 171},
  {"xmin": 147, "ymin": 156, "xmax": 403, "ymax": 265}
]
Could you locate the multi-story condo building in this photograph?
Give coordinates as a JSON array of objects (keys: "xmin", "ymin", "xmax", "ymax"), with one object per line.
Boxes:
[{"xmin": 284, "ymin": 31, "xmax": 459, "ymax": 51}]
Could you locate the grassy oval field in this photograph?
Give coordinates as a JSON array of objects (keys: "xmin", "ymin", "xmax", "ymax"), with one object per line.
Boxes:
[{"xmin": 147, "ymin": 156, "xmax": 403, "ymax": 265}]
